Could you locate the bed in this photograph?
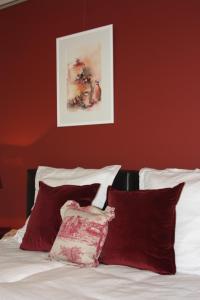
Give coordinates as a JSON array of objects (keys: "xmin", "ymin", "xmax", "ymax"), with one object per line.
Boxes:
[{"xmin": 0, "ymin": 166, "xmax": 200, "ymax": 300}]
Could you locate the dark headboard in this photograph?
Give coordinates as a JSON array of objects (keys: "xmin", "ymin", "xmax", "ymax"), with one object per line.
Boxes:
[{"xmin": 26, "ymin": 169, "xmax": 139, "ymax": 217}]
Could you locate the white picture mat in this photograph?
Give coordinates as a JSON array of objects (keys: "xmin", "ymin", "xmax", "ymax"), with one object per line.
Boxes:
[{"xmin": 56, "ymin": 25, "xmax": 114, "ymax": 127}]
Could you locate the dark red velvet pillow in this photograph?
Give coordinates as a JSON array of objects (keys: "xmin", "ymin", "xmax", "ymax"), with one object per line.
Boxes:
[
  {"xmin": 20, "ymin": 181, "xmax": 100, "ymax": 252},
  {"xmin": 100, "ymin": 183, "xmax": 184, "ymax": 275}
]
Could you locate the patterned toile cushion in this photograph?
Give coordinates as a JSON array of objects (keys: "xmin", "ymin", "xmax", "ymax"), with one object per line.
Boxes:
[{"xmin": 49, "ymin": 200, "xmax": 115, "ymax": 267}]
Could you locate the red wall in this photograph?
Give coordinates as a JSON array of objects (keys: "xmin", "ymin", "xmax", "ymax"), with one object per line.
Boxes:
[{"xmin": 1, "ymin": 0, "xmax": 200, "ymax": 227}]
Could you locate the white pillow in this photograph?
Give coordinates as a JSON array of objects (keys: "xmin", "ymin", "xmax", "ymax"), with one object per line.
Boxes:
[
  {"xmin": 34, "ymin": 165, "xmax": 121, "ymax": 208},
  {"xmin": 139, "ymin": 167, "xmax": 200, "ymax": 275},
  {"xmin": 15, "ymin": 165, "xmax": 121, "ymax": 244}
]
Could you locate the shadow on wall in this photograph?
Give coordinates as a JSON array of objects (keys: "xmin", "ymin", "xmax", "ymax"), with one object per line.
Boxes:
[{"xmin": 0, "ymin": 127, "xmax": 55, "ymax": 228}]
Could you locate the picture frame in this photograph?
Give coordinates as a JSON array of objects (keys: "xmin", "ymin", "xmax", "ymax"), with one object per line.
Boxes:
[{"xmin": 56, "ymin": 24, "xmax": 113, "ymax": 127}]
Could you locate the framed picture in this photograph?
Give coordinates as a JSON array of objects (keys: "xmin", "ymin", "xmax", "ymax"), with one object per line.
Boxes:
[{"xmin": 56, "ymin": 24, "xmax": 113, "ymax": 127}]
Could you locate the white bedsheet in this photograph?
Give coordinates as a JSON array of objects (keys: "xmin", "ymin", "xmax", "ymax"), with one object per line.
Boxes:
[{"xmin": 0, "ymin": 238, "xmax": 200, "ymax": 300}]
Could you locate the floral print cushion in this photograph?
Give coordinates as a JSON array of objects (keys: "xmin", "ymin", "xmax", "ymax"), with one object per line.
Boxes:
[{"xmin": 49, "ymin": 200, "xmax": 115, "ymax": 267}]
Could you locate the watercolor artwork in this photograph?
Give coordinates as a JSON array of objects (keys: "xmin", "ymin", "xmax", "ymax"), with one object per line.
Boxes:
[{"xmin": 56, "ymin": 25, "xmax": 113, "ymax": 127}]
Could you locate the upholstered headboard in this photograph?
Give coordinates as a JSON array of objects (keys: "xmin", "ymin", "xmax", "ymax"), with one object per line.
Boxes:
[{"xmin": 26, "ymin": 169, "xmax": 139, "ymax": 217}]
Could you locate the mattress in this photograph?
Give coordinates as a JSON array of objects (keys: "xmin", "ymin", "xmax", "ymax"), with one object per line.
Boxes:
[{"xmin": 0, "ymin": 237, "xmax": 199, "ymax": 300}]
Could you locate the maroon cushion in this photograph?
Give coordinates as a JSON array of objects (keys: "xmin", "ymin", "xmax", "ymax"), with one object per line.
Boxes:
[
  {"xmin": 100, "ymin": 183, "xmax": 184, "ymax": 275},
  {"xmin": 20, "ymin": 182, "xmax": 100, "ymax": 252}
]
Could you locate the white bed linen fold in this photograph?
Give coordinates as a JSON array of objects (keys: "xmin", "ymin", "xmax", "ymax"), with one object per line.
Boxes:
[
  {"xmin": 0, "ymin": 238, "xmax": 63, "ymax": 283},
  {"xmin": 0, "ymin": 238, "xmax": 200, "ymax": 300}
]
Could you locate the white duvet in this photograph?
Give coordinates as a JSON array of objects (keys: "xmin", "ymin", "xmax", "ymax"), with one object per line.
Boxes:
[{"xmin": 0, "ymin": 238, "xmax": 200, "ymax": 300}]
